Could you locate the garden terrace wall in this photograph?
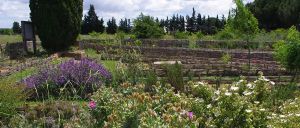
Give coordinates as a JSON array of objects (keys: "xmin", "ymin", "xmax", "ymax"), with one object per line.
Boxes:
[
  {"xmin": 196, "ymin": 40, "xmax": 275, "ymax": 50},
  {"xmin": 123, "ymin": 39, "xmax": 189, "ymax": 48},
  {"xmin": 79, "ymin": 42, "xmax": 290, "ymax": 78}
]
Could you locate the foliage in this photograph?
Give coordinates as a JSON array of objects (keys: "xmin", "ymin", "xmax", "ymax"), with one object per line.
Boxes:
[
  {"xmin": 118, "ymin": 18, "xmax": 131, "ymax": 33},
  {"xmin": 106, "ymin": 17, "xmax": 118, "ymax": 34},
  {"xmin": 221, "ymin": 53, "xmax": 232, "ymax": 64},
  {"xmin": 8, "ymin": 101, "xmax": 94, "ymax": 128},
  {"xmin": 133, "ymin": 13, "xmax": 164, "ymax": 39},
  {"xmin": 0, "ymin": 80, "xmax": 26, "ymax": 123},
  {"xmin": 225, "ymin": 0, "xmax": 259, "ymax": 40},
  {"xmin": 81, "ymin": 4, "xmax": 105, "ymax": 34},
  {"xmin": 29, "ymin": 0, "xmax": 83, "ymax": 52},
  {"xmin": 0, "ymin": 29, "xmax": 13, "ymax": 35},
  {"xmin": 174, "ymin": 31, "xmax": 189, "ymax": 39},
  {"xmin": 247, "ymin": 0, "xmax": 300, "ymax": 30},
  {"xmin": 88, "ymin": 73, "xmax": 288, "ymax": 127},
  {"xmin": 12, "ymin": 22, "xmax": 21, "ymax": 34},
  {"xmin": 165, "ymin": 62, "xmax": 184, "ymax": 92},
  {"xmin": 274, "ymin": 26, "xmax": 300, "ymax": 79},
  {"xmin": 22, "ymin": 58, "xmax": 111, "ymax": 99}
]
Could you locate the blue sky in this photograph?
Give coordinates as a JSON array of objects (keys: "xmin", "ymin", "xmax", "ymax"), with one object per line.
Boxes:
[{"xmin": 0, "ymin": 0, "xmax": 253, "ymax": 28}]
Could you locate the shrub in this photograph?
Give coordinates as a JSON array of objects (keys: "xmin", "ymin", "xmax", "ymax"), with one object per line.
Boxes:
[
  {"xmin": 89, "ymin": 74, "xmax": 278, "ymax": 127},
  {"xmin": 133, "ymin": 13, "xmax": 164, "ymax": 39},
  {"xmin": 29, "ymin": 0, "xmax": 83, "ymax": 52},
  {"xmin": 274, "ymin": 26, "xmax": 300, "ymax": 81},
  {"xmin": 165, "ymin": 62, "xmax": 184, "ymax": 92},
  {"xmin": 174, "ymin": 31, "xmax": 189, "ymax": 39},
  {"xmin": 8, "ymin": 101, "xmax": 94, "ymax": 128},
  {"xmin": 22, "ymin": 58, "xmax": 111, "ymax": 99}
]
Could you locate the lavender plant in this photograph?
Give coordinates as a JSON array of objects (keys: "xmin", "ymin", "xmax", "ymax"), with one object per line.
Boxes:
[{"xmin": 23, "ymin": 58, "xmax": 111, "ymax": 99}]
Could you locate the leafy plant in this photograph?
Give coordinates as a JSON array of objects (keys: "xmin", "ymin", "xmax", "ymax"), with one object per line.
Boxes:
[
  {"xmin": 133, "ymin": 13, "xmax": 164, "ymax": 39},
  {"xmin": 165, "ymin": 62, "xmax": 184, "ymax": 92}
]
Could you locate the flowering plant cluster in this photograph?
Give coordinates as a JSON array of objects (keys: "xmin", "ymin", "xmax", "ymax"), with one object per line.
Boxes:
[
  {"xmin": 23, "ymin": 58, "xmax": 111, "ymax": 99},
  {"xmin": 89, "ymin": 72, "xmax": 299, "ymax": 127}
]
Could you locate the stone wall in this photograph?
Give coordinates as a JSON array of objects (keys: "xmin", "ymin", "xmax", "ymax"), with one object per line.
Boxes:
[{"xmin": 79, "ymin": 42, "xmax": 289, "ymax": 77}]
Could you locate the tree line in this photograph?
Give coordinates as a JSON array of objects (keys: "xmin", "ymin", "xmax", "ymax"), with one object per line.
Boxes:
[
  {"xmin": 247, "ymin": 0, "xmax": 300, "ymax": 31},
  {"xmin": 81, "ymin": 5, "xmax": 226, "ymax": 35}
]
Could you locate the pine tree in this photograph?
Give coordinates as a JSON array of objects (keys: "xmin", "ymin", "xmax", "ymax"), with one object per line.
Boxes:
[
  {"xmin": 107, "ymin": 17, "xmax": 118, "ymax": 34},
  {"xmin": 12, "ymin": 21, "xmax": 21, "ymax": 34},
  {"xmin": 179, "ymin": 15, "xmax": 185, "ymax": 32},
  {"xmin": 186, "ymin": 8, "xmax": 197, "ymax": 33},
  {"xmin": 196, "ymin": 13, "xmax": 202, "ymax": 32},
  {"xmin": 81, "ymin": 5, "xmax": 104, "ymax": 34}
]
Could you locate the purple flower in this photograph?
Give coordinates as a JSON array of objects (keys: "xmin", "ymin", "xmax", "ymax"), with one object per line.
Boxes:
[
  {"xmin": 89, "ymin": 101, "xmax": 96, "ymax": 109},
  {"xmin": 188, "ymin": 112, "xmax": 193, "ymax": 120},
  {"xmin": 22, "ymin": 58, "xmax": 112, "ymax": 89}
]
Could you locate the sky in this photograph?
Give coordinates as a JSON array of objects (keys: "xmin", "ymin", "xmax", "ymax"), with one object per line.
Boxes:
[{"xmin": 0, "ymin": 0, "xmax": 253, "ymax": 28}]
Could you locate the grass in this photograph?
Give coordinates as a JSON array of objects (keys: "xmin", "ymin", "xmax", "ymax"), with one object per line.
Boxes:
[
  {"xmin": 0, "ymin": 67, "xmax": 36, "ymax": 84},
  {"xmin": 0, "ymin": 35, "xmax": 22, "ymax": 44}
]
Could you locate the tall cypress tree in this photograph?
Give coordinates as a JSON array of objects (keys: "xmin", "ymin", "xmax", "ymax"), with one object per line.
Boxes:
[
  {"xmin": 30, "ymin": 0, "xmax": 83, "ymax": 52},
  {"xmin": 196, "ymin": 13, "xmax": 202, "ymax": 32},
  {"xmin": 186, "ymin": 8, "xmax": 197, "ymax": 33},
  {"xmin": 81, "ymin": 5, "xmax": 104, "ymax": 34},
  {"xmin": 107, "ymin": 17, "xmax": 117, "ymax": 34}
]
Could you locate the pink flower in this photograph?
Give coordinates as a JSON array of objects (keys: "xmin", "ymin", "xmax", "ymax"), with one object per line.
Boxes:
[
  {"xmin": 89, "ymin": 101, "xmax": 96, "ymax": 109},
  {"xmin": 188, "ymin": 112, "xmax": 193, "ymax": 120}
]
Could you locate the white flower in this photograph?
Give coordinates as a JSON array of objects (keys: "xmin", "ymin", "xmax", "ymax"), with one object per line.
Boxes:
[
  {"xmin": 175, "ymin": 93, "xmax": 181, "ymax": 98},
  {"xmin": 225, "ymin": 92, "xmax": 232, "ymax": 96},
  {"xmin": 259, "ymin": 108, "xmax": 266, "ymax": 111},
  {"xmin": 193, "ymin": 84, "xmax": 199, "ymax": 88},
  {"xmin": 207, "ymin": 104, "xmax": 212, "ymax": 109},
  {"xmin": 197, "ymin": 81, "xmax": 204, "ymax": 85},
  {"xmin": 254, "ymin": 101, "xmax": 260, "ymax": 104},
  {"xmin": 215, "ymin": 90, "xmax": 220, "ymax": 95},
  {"xmin": 230, "ymin": 86, "xmax": 239, "ymax": 91},
  {"xmin": 270, "ymin": 81, "xmax": 275, "ymax": 85},
  {"xmin": 243, "ymin": 91, "xmax": 253, "ymax": 96},
  {"xmin": 247, "ymin": 83, "xmax": 253, "ymax": 89},
  {"xmin": 279, "ymin": 115, "xmax": 286, "ymax": 118},
  {"xmin": 296, "ymin": 114, "xmax": 300, "ymax": 117},
  {"xmin": 246, "ymin": 109, "xmax": 252, "ymax": 113}
]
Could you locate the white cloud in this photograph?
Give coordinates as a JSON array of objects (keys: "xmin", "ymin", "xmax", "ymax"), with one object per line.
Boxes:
[{"xmin": 0, "ymin": 0, "xmax": 253, "ymax": 28}]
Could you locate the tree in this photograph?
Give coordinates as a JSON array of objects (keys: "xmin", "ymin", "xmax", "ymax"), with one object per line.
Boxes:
[
  {"xmin": 247, "ymin": 0, "xmax": 300, "ymax": 30},
  {"xmin": 12, "ymin": 22, "xmax": 21, "ymax": 34},
  {"xmin": 133, "ymin": 13, "xmax": 164, "ymax": 39},
  {"xmin": 119, "ymin": 18, "xmax": 131, "ymax": 33},
  {"xmin": 225, "ymin": 0, "xmax": 259, "ymax": 73},
  {"xmin": 274, "ymin": 26, "xmax": 300, "ymax": 82},
  {"xmin": 82, "ymin": 5, "xmax": 105, "ymax": 34},
  {"xmin": 106, "ymin": 17, "xmax": 117, "ymax": 34},
  {"xmin": 186, "ymin": 8, "xmax": 197, "ymax": 33},
  {"xmin": 29, "ymin": 0, "xmax": 83, "ymax": 52}
]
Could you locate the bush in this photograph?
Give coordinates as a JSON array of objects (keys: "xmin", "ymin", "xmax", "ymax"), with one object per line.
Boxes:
[
  {"xmin": 133, "ymin": 13, "xmax": 164, "ymax": 39},
  {"xmin": 8, "ymin": 101, "xmax": 94, "ymax": 128},
  {"xmin": 165, "ymin": 62, "xmax": 184, "ymax": 92},
  {"xmin": 22, "ymin": 58, "xmax": 111, "ymax": 99},
  {"xmin": 29, "ymin": 0, "xmax": 83, "ymax": 52},
  {"xmin": 89, "ymin": 74, "xmax": 279, "ymax": 127},
  {"xmin": 174, "ymin": 31, "xmax": 189, "ymax": 39},
  {"xmin": 274, "ymin": 26, "xmax": 300, "ymax": 81}
]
